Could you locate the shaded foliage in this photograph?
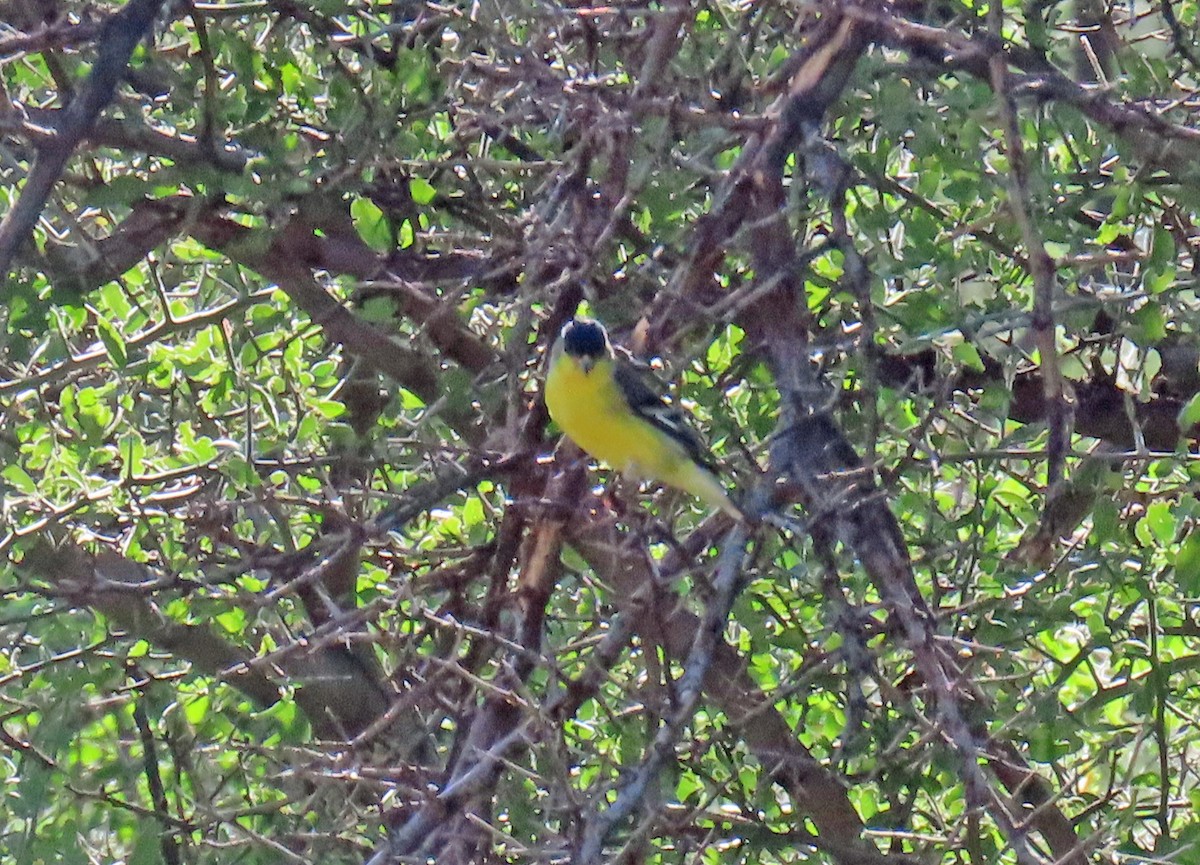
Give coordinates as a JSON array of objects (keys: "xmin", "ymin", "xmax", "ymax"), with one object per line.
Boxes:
[{"xmin": 3, "ymin": 1, "xmax": 1200, "ymax": 864}]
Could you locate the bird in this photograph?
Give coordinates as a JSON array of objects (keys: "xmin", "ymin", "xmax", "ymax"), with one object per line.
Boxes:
[{"xmin": 544, "ymin": 317, "xmax": 744, "ymax": 521}]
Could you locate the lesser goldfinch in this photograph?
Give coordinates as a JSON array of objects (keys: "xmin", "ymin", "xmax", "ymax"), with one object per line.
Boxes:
[{"xmin": 545, "ymin": 317, "xmax": 743, "ymax": 520}]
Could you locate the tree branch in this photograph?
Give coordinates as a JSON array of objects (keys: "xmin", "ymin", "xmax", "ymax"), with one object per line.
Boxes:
[
  {"xmin": 189, "ymin": 212, "xmax": 489, "ymax": 445},
  {"xmin": 0, "ymin": 0, "xmax": 170, "ymax": 277},
  {"xmin": 575, "ymin": 523, "xmax": 748, "ymax": 864},
  {"xmin": 987, "ymin": 7, "xmax": 1068, "ymax": 489}
]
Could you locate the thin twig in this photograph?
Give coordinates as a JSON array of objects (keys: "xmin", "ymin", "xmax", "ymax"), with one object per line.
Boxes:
[{"xmin": 987, "ymin": 13, "xmax": 1068, "ymax": 490}]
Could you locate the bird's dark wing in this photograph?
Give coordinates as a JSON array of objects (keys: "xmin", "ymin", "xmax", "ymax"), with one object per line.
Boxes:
[{"xmin": 613, "ymin": 360, "xmax": 718, "ymax": 473}]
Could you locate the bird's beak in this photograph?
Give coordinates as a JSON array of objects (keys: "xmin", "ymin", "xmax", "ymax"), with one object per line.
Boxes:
[{"xmin": 578, "ymin": 356, "xmax": 596, "ymax": 374}]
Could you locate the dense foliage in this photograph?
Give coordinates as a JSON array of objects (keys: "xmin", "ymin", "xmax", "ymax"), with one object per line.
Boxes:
[{"xmin": 3, "ymin": 1, "xmax": 1200, "ymax": 863}]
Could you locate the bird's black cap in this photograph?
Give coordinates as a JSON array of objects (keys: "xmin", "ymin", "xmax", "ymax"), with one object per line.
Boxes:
[{"xmin": 561, "ymin": 318, "xmax": 609, "ymax": 358}]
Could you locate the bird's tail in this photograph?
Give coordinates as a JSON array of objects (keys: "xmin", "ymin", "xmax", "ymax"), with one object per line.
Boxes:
[{"xmin": 674, "ymin": 461, "xmax": 745, "ymax": 522}]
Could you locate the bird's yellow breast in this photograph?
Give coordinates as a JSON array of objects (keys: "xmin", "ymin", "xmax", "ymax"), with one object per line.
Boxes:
[{"xmin": 544, "ymin": 356, "xmax": 689, "ymax": 480}]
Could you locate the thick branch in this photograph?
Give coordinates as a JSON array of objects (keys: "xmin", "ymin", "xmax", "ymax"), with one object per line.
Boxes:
[
  {"xmin": 0, "ymin": 18, "xmax": 104, "ymax": 58},
  {"xmin": 189, "ymin": 212, "xmax": 488, "ymax": 444},
  {"xmin": 366, "ymin": 461, "xmax": 584, "ymax": 864},
  {"xmin": 0, "ymin": 106, "xmax": 249, "ymax": 172},
  {"xmin": 576, "ymin": 524, "xmax": 749, "ymax": 864},
  {"xmin": 0, "ymin": 0, "xmax": 170, "ymax": 277},
  {"xmin": 21, "ymin": 539, "xmax": 392, "ymax": 739},
  {"xmin": 567, "ymin": 513, "xmax": 896, "ymax": 865},
  {"xmin": 21, "ymin": 541, "xmax": 282, "ymax": 709},
  {"xmin": 674, "ymin": 5, "xmax": 1083, "ymax": 861},
  {"xmin": 859, "ymin": 7, "xmax": 1200, "ymax": 188}
]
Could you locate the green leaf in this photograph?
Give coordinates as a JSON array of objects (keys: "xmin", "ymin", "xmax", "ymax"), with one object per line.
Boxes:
[
  {"xmin": 314, "ymin": 398, "xmax": 346, "ymax": 419},
  {"xmin": 952, "ymin": 341, "xmax": 985, "ymax": 372},
  {"xmin": 2, "ymin": 463, "xmax": 37, "ymax": 494},
  {"xmin": 96, "ymin": 316, "xmax": 128, "ymax": 367},
  {"xmin": 1149, "ymin": 225, "xmax": 1175, "ymax": 271},
  {"xmin": 1178, "ymin": 532, "xmax": 1200, "ymax": 594},
  {"xmin": 127, "ymin": 818, "xmax": 164, "ymax": 865},
  {"xmin": 410, "ymin": 177, "xmax": 436, "ymax": 205},
  {"xmin": 184, "ymin": 693, "xmax": 211, "ymax": 725},
  {"xmin": 1144, "ymin": 501, "xmax": 1176, "ymax": 546},
  {"xmin": 85, "ymin": 175, "xmax": 155, "ymax": 208},
  {"xmin": 1145, "ymin": 265, "xmax": 1176, "ymax": 294},
  {"xmin": 1179, "ymin": 393, "xmax": 1200, "ymax": 432},
  {"xmin": 1129, "ymin": 304, "xmax": 1167, "ymax": 345},
  {"xmin": 351, "ymin": 197, "xmax": 391, "ymax": 251},
  {"xmin": 279, "ymin": 61, "xmax": 301, "ymax": 96}
]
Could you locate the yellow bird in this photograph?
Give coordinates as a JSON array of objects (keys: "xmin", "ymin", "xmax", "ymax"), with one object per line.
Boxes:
[{"xmin": 544, "ymin": 317, "xmax": 743, "ymax": 521}]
